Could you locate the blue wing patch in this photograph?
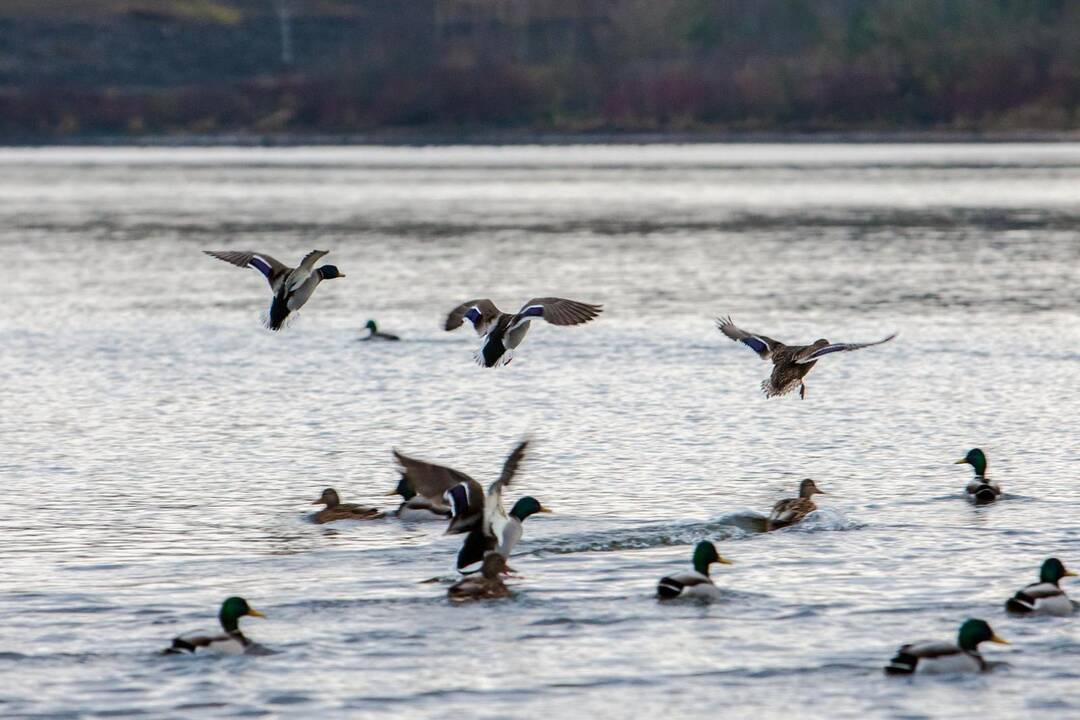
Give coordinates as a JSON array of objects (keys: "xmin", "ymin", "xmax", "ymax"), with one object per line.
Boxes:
[
  {"xmin": 464, "ymin": 307, "xmax": 482, "ymax": 325},
  {"xmin": 249, "ymin": 255, "xmax": 273, "ymax": 280},
  {"xmin": 444, "ymin": 484, "xmax": 471, "ymax": 518},
  {"xmin": 741, "ymin": 336, "xmax": 769, "ymax": 355},
  {"xmin": 519, "ymin": 305, "xmax": 544, "ymax": 318}
]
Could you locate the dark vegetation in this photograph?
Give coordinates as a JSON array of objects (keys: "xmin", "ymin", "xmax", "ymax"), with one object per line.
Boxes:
[{"xmin": 2, "ymin": 0, "xmax": 1079, "ymax": 140}]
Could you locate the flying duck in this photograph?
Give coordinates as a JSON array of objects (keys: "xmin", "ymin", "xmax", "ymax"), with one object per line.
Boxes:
[
  {"xmin": 766, "ymin": 479, "xmax": 826, "ymax": 531},
  {"xmin": 1005, "ymin": 558, "xmax": 1077, "ymax": 615},
  {"xmin": 385, "ymin": 474, "xmax": 453, "ymax": 521},
  {"xmin": 656, "ymin": 541, "xmax": 732, "ymax": 601},
  {"xmin": 311, "ymin": 488, "xmax": 384, "ymax": 523},
  {"xmin": 360, "ymin": 319, "xmax": 400, "ymax": 341},
  {"xmin": 954, "ymin": 448, "xmax": 1000, "ymax": 504},
  {"xmin": 394, "ymin": 440, "xmax": 550, "ymax": 572},
  {"xmin": 445, "ymin": 297, "xmax": 602, "ymax": 367},
  {"xmin": 204, "ymin": 249, "xmax": 345, "ymax": 330},
  {"xmin": 716, "ymin": 316, "xmax": 896, "ymax": 398},
  {"xmin": 447, "ymin": 553, "xmax": 513, "ymax": 602},
  {"xmin": 884, "ymin": 619, "xmax": 1008, "ymax": 674},
  {"xmin": 164, "ymin": 597, "xmax": 267, "ymax": 655}
]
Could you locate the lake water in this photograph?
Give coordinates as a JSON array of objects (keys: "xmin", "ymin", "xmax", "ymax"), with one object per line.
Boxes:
[{"xmin": 1, "ymin": 144, "xmax": 1079, "ymax": 719}]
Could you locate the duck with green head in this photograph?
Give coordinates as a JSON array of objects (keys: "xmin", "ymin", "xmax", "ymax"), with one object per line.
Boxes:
[
  {"xmin": 884, "ymin": 619, "xmax": 1008, "ymax": 674},
  {"xmin": 1006, "ymin": 558, "xmax": 1077, "ymax": 615},
  {"xmin": 203, "ymin": 249, "xmax": 345, "ymax": 331},
  {"xmin": 361, "ymin": 319, "xmax": 400, "ymax": 341},
  {"xmin": 164, "ymin": 597, "xmax": 267, "ymax": 655},
  {"xmin": 657, "ymin": 541, "xmax": 733, "ymax": 600},
  {"xmin": 955, "ymin": 448, "xmax": 1000, "ymax": 504}
]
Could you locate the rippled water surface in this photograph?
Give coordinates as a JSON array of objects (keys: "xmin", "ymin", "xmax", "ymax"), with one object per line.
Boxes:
[{"xmin": 2, "ymin": 144, "xmax": 1079, "ymax": 719}]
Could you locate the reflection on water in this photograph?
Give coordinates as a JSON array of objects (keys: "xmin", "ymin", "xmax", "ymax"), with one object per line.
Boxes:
[{"xmin": 1, "ymin": 145, "xmax": 1079, "ymax": 719}]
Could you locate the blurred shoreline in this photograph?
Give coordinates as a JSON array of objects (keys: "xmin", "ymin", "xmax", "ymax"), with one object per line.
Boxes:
[{"xmin": 5, "ymin": 130, "xmax": 1080, "ymax": 147}]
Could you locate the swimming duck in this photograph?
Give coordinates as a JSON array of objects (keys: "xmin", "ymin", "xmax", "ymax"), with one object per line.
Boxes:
[
  {"xmin": 766, "ymin": 478, "xmax": 826, "ymax": 531},
  {"xmin": 1006, "ymin": 558, "xmax": 1077, "ymax": 615},
  {"xmin": 360, "ymin": 319, "xmax": 400, "ymax": 341},
  {"xmin": 311, "ymin": 488, "xmax": 384, "ymax": 523},
  {"xmin": 884, "ymin": 619, "xmax": 1008, "ymax": 674},
  {"xmin": 954, "ymin": 448, "xmax": 1000, "ymax": 504},
  {"xmin": 204, "ymin": 249, "xmax": 345, "ymax": 330},
  {"xmin": 385, "ymin": 475, "xmax": 453, "ymax": 521},
  {"xmin": 656, "ymin": 541, "xmax": 732, "ymax": 600},
  {"xmin": 445, "ymin": 297, "xmax": 602, "ymax": 367},
  {"xmin": 164, "ymin": 597, "xmax": 267, "ymax": 655},
  {"xmin": 448, "ymin": 553, "xmax": 513, "ymax": 602},
  {"xmin": 716, "ymin": 316, "xmax": 896, "ymax": 398},
  {"xmin": 394, "ymin": 440, "xmax": 550, "ymax": 571}
]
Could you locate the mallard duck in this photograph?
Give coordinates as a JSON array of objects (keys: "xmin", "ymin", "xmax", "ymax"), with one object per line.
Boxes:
[
  {"xmin": 204, "ymin": 249, "xmax": 345, "ymax": 330},
  {"xmin": 311, "ymin": 488, "xmax": 384, "ymax": 523},
  {"xmin": 360, "ymin": 319, "xmax": 400, "ymax": 341},
  {"xmin": 394, "ymin": 440, "xmax": 549, "ymax": 571},
  {"xmin": 954, "ymin": 448, "xmax": 1000, "ymax": 504},
  {"xmin": 884, "ymin": 619, "xmax": 1008, "ymax": 674},
  {"xmin": 164, "ymin": 597, "xmax": 267, "ymax": 655},
  {"xmin": 656, "ymin": 541, "xmax": 732, "ymax": 600},
  {"xmin": 447, "ymin": 553, "xmax": 512, "ymax": 602},
  {"xmin": 716, "ymin": 316, "xmax": 896, "ymax": 398},
  {"xmin": 445, "ymin": 297, "xmax": 602, "ymax": 367},
  {"xmin": 766, "ymin": 478, "xmax": 826, "ymax": 531},
  {"xmin": 385, "ymin": 475, "xmax": 452, "ymax": 521},
  {"xmin": 1006, "ymin": 558, "xmax": 1077, "ymax": 615}
]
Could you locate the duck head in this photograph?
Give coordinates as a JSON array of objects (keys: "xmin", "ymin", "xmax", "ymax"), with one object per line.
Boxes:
[
  {"xmin": 692, "ymin": 540, "xmax": 733, "ymax": 576},
  {"xmin": 509, "ymin": 496, "xmax": 552, "ymax": 521},
  {"xmin": 365, "ymin": 319, "xmax": 378, "ymax": 332},
  {"xmin": 313, "ymin": 488, "xmax": 340, "ymax": 508},
  {"xmin": 799, "ymin": 478, "xmax": 826, "ymax": 498},
  {"xmin": 955, "ymin": 448, "xmax": 987, "ymax": 476},
  {"xmin": 957, "ymin": 618, "xmax": 1008, "ymax": 652},
  {"xmin": 219, "ymin": 596, "xmax": 265, "ymax": 633},
  {"xmin": 318, "ymin": 265, "xmax": 345, "ymax": 280},
  {"xmin": 481, "ymin": 553, "xmax": 508, "ymax": 579},
  {"xmin": 1040, "ymin": 557, "xmax": 1077, "ymax": 585},
  {"xmin": 385, "ymin": 476, "xmax": 415, "ymax": 501}
]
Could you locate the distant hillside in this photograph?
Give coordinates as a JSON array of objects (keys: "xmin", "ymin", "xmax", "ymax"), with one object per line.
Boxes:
[{"xmin": 2, "ymin": 0, "xmax": 1079, "ymax": 140}]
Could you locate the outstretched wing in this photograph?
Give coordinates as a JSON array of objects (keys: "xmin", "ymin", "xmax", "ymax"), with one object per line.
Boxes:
[
  {"xmin": 716, "ymin": 316, "xmax": 780, "ymax": 359},
  {"xmin": 485, "ymin": 440, "xmax": 530, "ymax": 534},
  {"xmin": 204, "ymin": 250, "xmax": 290, "ymax": 289},
  {"xmin": 393, "ymin": 449, "xmax": 476, "ymax": 501},
  {"xmin": 794, "ymin": 333, "xmax": 897, "ymax": 364},
  {"xmin": 487, "ymin": 439, "xmax": 530, "ymax": 497},
  {"xmin": 445, "ymin": 299, "xmax": 502, "ymax": 335},
  {"xmin": 283, "ymin": 250, "xmax": 330, "ymax": 292},
  {"xmin": 514, "ymin": 298, "xmax": 603, "ymax": 327},
  {"xmin": 393, "ymin": 449, "xmax": 484, "ymax": 534}
]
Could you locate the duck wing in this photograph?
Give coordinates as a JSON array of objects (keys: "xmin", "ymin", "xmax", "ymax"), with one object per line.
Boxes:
[
  {"xmin": 884, "ymin": 640, "xmax": 961, "ymax": 674},
  {"xmin": 1006, "ymin": 581, "xmax": 1068, "ymax": 613},
  {"xmin": 204, "ymin": 250, "xmax": 290, "ymax": 290},
  {"xmin": 393, "ymin": 449, "xmax": 475, "ymax": 502},
  {"xmin": 485, "ymin": 440, "xmax": 530, "ymax": 530},
  {"xmin": 794, "ymin": 333, "xmax": 897, "ymax": 363},
  {"xmin": 716, "ymin": 316, "xmax": 781, "ymax": 359},
  {"xmin": 393, "ymin": 450, "xmax": 485, "ymax": 534},
  {"xmin": 282, "ymin": 249, "xmax": 329, "ymax": 293},
  {"xmin": 512, "ymin": 298, "xmax": 603, "ymax": 328},
  {"xmin": 445, "ymin": 299, "xmax": 503, "ymax": 335}
]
